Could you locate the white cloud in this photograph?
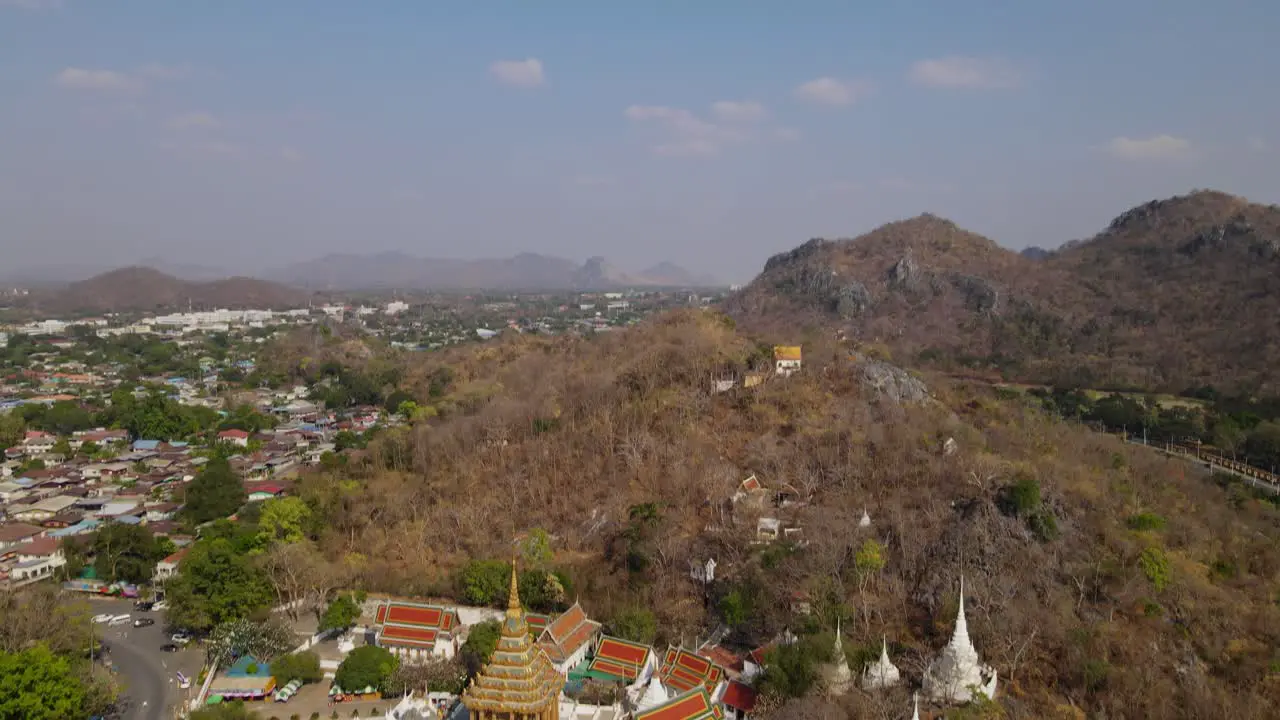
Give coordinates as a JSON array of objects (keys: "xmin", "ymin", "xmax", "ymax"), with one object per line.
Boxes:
[
  {"xmin": 625, "ymin": 104, "xmax": 748, "ymax": 157},
  {"xmin": 909, "ymin": 56, "xmax": 1022, "ymax": 89},
  {"xmin": 1106, "ymin": 134, "xmax": 1192, "ymax": 160},
  {"xmin": 55, "ymin": 67, "xmax": 144, "ymax": 94},
  {"xmin": 794, "ymin": 77, "xmax": 870, "ymax": 107},
  {"xmin": 711, "ymin": 100, "xmax": 765, "ymax": 122},
  {"xmin": 168, "ymin": 111, "xmax": 219, "ymax": 130},
  {"xmin": 279, "ymin": 146, "xmax": 303, "ymax": 162},
  {"xmin": 489, "ymin": 58, "xmax": 546, "ymax": 88}
]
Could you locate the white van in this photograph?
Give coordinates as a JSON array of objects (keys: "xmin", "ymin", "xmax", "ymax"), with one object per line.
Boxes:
[{"xmin": 108, "ymin": 614, "xmax": 131, "ymax": 626}]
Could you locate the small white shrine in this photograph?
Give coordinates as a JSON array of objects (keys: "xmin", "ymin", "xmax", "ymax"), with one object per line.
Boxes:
[
  {"xmin": 823, "ymin": 621, "xmax": 854, "ymax": 696},
  {"xmin": 860, "ymin": 636, "xmax": 901, "ymax": 690},
  {"xmin": 636, "ymin": 677, "xmax": 670, "ymax": 712},
  {"xmin": 911, "ymin": 692, "xmax": 921, "ymax": 720},
  {"xmin": 921, "ymin": 577, "xmax": 998, "ymax": 703},
  {"xmin": 858, "ymin": 509, "xmax": 872, "ymax": 528}
]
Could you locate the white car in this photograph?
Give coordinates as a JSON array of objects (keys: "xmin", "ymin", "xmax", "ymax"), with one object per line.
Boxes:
[
  {"xmin": 108, "ymin": 615, "xmax": 132, "ymax": 626},
  {"xmin": 152, "ymin": 601, "xmax": 168, "ymax": 611},
  {"xmin": 92, "ymin": 614, "xmax": 113, "ymax": 624},
  {"xmin": 171, "ymin": 632, "xmax": 192, "ymax": 645}
]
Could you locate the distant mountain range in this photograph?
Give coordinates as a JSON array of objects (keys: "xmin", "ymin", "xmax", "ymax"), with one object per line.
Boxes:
[
  {"xmin": 263, "ymin": 252, "xmax": 721, "ymax": 290},
  {"xmin": 1, "ymin": 253, "xmax": 721, "ymax": 292},
  {"xmin": 34, "ymin": 267, "xmax": 311, "ymax": 314}
]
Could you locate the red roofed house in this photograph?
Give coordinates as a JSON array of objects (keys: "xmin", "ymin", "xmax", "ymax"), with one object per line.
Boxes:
[
  {"xmin": 155, "ymin": 546, "xmax": 190, "ymax": 581},
  {"xmin": 217, "ymin": 429, "xmax": 251, "ymax": 447},
  {"xmin": 373, "ymin": 600, "xmax": 462, "ymax": 661},
  {"xmin": 5, "ymin": 536, "xmax": 66, "ymax": 588},
  {"xmin": 535, "ymin": 601, "xmax": 601, "ymax": 673},
  {"xmin": 718, "ymin": 681, "xmax": 758, "ymax": 719},
  {"xmin": 587, "ymin": 635, "xmax": 657, "ymax": 688},
  {"xmin": 634, "ymin": 687, "xmax": 725, "ymax": 720}
]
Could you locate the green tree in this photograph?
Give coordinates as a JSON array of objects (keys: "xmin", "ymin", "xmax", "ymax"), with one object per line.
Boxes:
[
  {"xmin": 458, "ymin": 560, "xmax": 510, "ymax": 607},
  {"xmin": 0, "ymin": 645, "xmax": 87, "ymax": 720},
  {"xmin": 758, "ymin": 640, "xmax": 820, "ymax": 699},
  {"xmin": 205, "ymin": 618, "xmax": 296, "ymax": 666},
  {"xmin": 333, "ymin": 430, "xmax": 364, "ymax": 452},
  {"xmin": 0, "ymin": 413, "xmax": 24, "ymax": 449},
  {"xmin": 183, "ymin": 457, "xmax": 247, "ymax": 525},
  {"xmin": 38, "ymin": 401, "xmax": 95, "ymax": 436},
  {"xmin": 91, "ymin": 521, "xmax": 163, "ymax": 584},
  {"xmin": 51, "ymin": 437, "xmax": 72, "ymax": 458},
  {"xmin": 460, "ymin": 619, "xmax": 501, "ymax": 676},
  {"xmin": 319, "ymin": 593, "xmax": 363, "ymax": 633},
  {"xmin": 335, "ymin": 645, "xmax": 398, "ymax": 692},
  {"xmin": 257, "ymin": 497, "xmax": 313, "ymax": 545},
  {"xmin": 608, "ymin": 608, "xmax": 657, "ymax": 645},
  {"xmin": 165, "ymin": 538, "xmax": 275, "ymax": 632},
  {"xmin": 519, "ymin": 528, "xmax": 553, "ymax": 569},
  {"xmin": 270, "ymin": 651, "xmax": 323, "ymax": 685}
]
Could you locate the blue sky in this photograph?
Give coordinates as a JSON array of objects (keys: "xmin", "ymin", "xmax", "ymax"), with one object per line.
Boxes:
[{"xmin": 2, "ymin": 0, "xmax": 1277, "ymax": 282}]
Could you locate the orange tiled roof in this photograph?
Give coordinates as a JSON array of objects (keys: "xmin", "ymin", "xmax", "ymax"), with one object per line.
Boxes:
[
  {"xmin": 719, "ymin": 681, "xmax": 757, "ymax": 712},
  {"xmin": 634, "ymin": 688, "xmax": 724, "ymax": 720},
  {"xmin": 537, "ymin": 602, "xmax": 601, "ymax": 664},
  {"xmin": 525, "ymin": 612, "xmax": 550, "ymax": 634},
  {"xmin": 375, "ymin": 601, "xmax": 459, "ymax": 632},
  {"xmin": 660, "ymin": 647, "xmax": 724, "ymax": 694},
  {"xmin": 588, "ymin": 636, "xmax": 653, "ymax": 681},
  {"xmin": 379, "ymin": 625, "xmax": 440, "ymax": 649}
]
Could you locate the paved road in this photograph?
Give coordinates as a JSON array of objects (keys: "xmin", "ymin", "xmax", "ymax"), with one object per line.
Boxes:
[{"xmin": 88, "ymin": 598, "xmax": 202, "ymax": 720}]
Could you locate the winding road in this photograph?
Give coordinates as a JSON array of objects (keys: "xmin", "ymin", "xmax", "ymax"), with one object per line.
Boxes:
[{"xmin": 89, "ymin": 598, "xmax": 202, "ymax": 720}]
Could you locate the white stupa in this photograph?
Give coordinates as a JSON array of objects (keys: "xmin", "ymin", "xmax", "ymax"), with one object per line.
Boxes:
[
  {"xmin": 860, "ymin": 635, "xmax": 901, "ymax": 690},
  {"xmin": 637, "ymin": 678, "xmax": 669, "ymax": 711},
  {"xmin": 911, "ymin": 692, "xmax": 921, "ymax": 720},
  {"xmin": 858, "ymin": 509, "xmax": 872, "ymax": 528},
  {"xmin": 921, "ymin": 577, "xmax": 998, "ymax": 703},
  {"xmin": 824, "ymin": 620, "xmax": 854, "ymax": 696}
]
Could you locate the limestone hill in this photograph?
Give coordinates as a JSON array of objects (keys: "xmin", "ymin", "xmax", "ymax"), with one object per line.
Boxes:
[
  {"xmin": 42, "ymin": 266, "xmax": 310, "ymax": 314},
  {"xmin": 727, "ymin": 190, "xmax": 1280, "ymax": 394},
  {"xmin": 278, "ymin": 311, "xmax": 1279, "ymax": 719}
]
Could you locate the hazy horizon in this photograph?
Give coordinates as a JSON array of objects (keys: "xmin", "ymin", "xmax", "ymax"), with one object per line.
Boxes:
[{"xmin": 2, "ymin": 1, "xmax": 1278, "ymax": 285}]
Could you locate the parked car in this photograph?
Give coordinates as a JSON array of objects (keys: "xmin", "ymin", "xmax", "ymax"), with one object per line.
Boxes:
[
  {"xmin": 107, "ymin": 615, "xmax": 131, "ymax": 626},
  {"xmin": 134, "ymin": 601, "xmax": 154, "ymax": 611},
  {"xmin": 170, "ymin": 632, "xmax": 192, "ymax": 645},
  {"xmin": 132, "ymin": 618, "xmax": 155, "ymax": 628},
  {"xmin": 152, "ymin": 601, "xmax": 168, "ymax": 611},
  {"xmin": 160, "ymin": 644, "xmax": 179, "ymax": 653},
  {"xmin": 92, "ymin": 614, "xmax": 112, "ymax": 624}
]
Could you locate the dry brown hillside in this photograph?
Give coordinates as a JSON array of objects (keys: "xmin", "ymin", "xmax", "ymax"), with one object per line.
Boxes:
[
  {"xmin": 290, "ymin": 311, "xmax": 1280, "ymax": 719},
  {"xmin": 727, "ymin": 190, "xmax": 1280, "ymax": 394}
]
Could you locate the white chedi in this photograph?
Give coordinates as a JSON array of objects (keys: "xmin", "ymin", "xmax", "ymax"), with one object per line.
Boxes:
[
  {"xmin": 823, "ymin": 620, "xmax": 855, "ymax": 695},
  {"xmin": 637, "ymin": 678, "xmax": 669, "ymax": 711},
  {"xmin": 921, "ymin": 577, "xmax": 998, "ymax": 704},
  {"xmin": 911, "ymin": 692, "xmax": 921, "ymax": 720},
  {"xmin": 858, "ymin": 509, "xmax": 872, "ymax": 528},
  {"xmin": 860, "ymin": 636, "xmax": 901, "ymax": 690}
]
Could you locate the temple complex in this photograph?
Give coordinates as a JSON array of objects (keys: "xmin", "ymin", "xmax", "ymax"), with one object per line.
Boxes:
[
  {"xmin": 461, "ymin": 561, "xmax": 565, "ymax": 720},
  {"xmin": 921, "ymin": 577, "xmax": 998, "ymax": 704},
  {"xmin": 860, "ymin": 636, "xmax": 901, "ymax": 690}
]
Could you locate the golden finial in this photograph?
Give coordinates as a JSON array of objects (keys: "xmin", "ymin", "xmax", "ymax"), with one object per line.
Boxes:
[{"xmin": 507, "ymin": 548, "xmax": 522, "ymax": 618}]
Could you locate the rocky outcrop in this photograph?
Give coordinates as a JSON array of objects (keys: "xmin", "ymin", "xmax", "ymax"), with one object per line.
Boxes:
[
  {"xmin": 950, "ymin": 274, "xmax": 1001, "ymax": 314},
  {"xmin": 858, "ymin": 359, "xmax": 929, "ymax": 405}
]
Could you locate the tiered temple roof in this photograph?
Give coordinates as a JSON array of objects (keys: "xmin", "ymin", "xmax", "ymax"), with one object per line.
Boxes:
[
  {"xmin": 537, "ymin": 602, "xmax": 602, "ymax": 665},
  {"xmin": 373, "ymin": 600, "xmax": 461, "ymax": 652},
  {"xmin": 586, "ymin": 636, "xmax": 653, "ymax": 683},
  {"xmin": 632, "ymin": 688, "xmax": 724, "ymax": 720},
  {"xmin": 461, "ymin": 563, "xmax": 565, "ymax": 718},
  {"xmin": 658, "ymin": 647, "xmax": 725, "ymax": 696}
]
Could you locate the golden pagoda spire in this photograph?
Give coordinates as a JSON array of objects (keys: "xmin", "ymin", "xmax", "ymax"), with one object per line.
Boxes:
[{"xmin": 507, "ymin": 550, "xmax": 523, "ymax": 618}]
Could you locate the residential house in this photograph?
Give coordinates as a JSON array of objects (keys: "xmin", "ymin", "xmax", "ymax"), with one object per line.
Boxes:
[
  {"xmin": 22, "ymin": 431, "xmax": 56, "ymax": 456},
  {"xmin": 217, "ymin": 429, "xmax": 250, "ymax": 447},
  {"xmin": 5, "ymin": 536, "xmax": 66, "ymax": 588},
  {"xmin": 8, "ymin": 495, "xmax": 79, "ymax": 523},
  {"xmin": 772, "ymin": 346, "xmax": 802, "ymax": 377},
  {"xmin": 0, "ymin": 522, "xmax": 46, "ymax": 559},
  {"xmin": 244, "ymin": 482, "xmax": 287, "ymax": 502},
  {"xmin": 154, "ymin": 546, "xmax": 189, "ymax": 581},
  {"xmin": 144, "ymin": 503, "xmax": 180, "ymax": 522}
]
